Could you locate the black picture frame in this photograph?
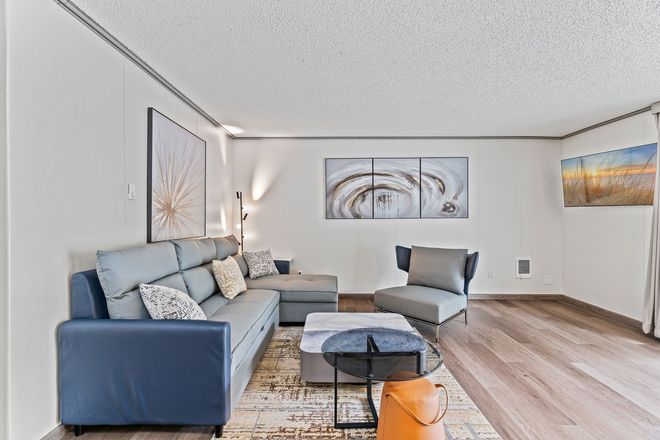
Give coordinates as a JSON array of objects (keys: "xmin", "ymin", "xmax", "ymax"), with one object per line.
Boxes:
[{"xmin": 147, "ymin": 107, "xmax": 207, "ymax": 242}]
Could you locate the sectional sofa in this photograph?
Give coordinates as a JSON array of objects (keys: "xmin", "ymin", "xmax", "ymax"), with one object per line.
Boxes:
[{"xmin": 58, "ymin": 235, "xmax": 338, "ymax": 437}]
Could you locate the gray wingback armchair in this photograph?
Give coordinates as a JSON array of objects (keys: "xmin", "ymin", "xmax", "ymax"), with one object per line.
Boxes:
[{"xmin": 374, "ymin": 245, "xmax": 479, "ymax": 341}]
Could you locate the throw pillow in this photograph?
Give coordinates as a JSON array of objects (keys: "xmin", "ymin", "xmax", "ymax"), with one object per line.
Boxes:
[
  {"xmin": 407, "ymin": 246, "xmax": 467, "ymax": 295},
  {"xmin": 139, "ymin": 283, "xmax": 206, "ymax": 320},
  {"xmin": 212, "ymin": 257, "xmax": 247, "ymax": 299},
  {"xmin": 243, "ymin": 249, "xmax": 280, "ymax": 279}
]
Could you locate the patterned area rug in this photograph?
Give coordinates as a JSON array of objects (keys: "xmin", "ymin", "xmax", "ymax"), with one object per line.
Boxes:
[{"xmin": 223, "ymin": 326, "xmax": 501, "ymax": 439}]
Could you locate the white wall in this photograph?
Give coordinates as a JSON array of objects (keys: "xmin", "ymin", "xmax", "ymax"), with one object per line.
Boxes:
[
  {"xmin": 562, "ymin": 112, "xmax": 657, "ymax": 320},
  {"xmin": 0, "ymin": 0, "xmax": 8, "ymax": 438},
  {"xmin": 5, "ymin": 1, "xmax": 233, "ymax": 438},
  {"xmin": 233, "ymin": 138, "xmax": 563, "ymax": 294}
]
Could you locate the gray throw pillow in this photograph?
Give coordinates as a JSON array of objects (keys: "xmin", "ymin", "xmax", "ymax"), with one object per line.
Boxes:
[
  {"xmin": 139, "ymin": 283, "xmax": 206, "ymax": 320},
  {"xmin": 243, "ymin": 249, "xmax": 280, "ymax": 279},
  {"xmin": 407, "ymin": 246, "xmax": 467, "ymax": 295}
]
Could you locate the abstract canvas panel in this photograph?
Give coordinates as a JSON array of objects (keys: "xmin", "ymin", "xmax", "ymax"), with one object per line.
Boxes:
[
  {"xmin": 561, "ymin": 143, "xmax": 657, "ymax": 207},
  {"xmin": 148, "ymin": 108, "xmax": 206, "ymax": 242},
  {"xmin": 421, "ymin": 157, "xmax": 469, "ymax": 218},
  {"xmin": 325, "ymin": 158, "xmax": 373, "ymax": 219},
  {"xmin": 373, "ymin": 158, "xmax": 420, "ymax": 218}
]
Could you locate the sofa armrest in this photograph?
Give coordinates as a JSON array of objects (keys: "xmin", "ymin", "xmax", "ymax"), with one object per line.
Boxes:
[
  {"xmin": 58, "ymin": 319, "xmax": 231, "ymax": 426},
  {"xmin": 274, "ymin": 259, "xmax": 291, "ymax": 274}
]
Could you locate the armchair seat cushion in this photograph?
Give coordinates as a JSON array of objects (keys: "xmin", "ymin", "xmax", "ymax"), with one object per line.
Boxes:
[
  {"xmin": 374, "ymin": 285, "xmax": 467, "ymax": 325},
  {"xmin": 245, "ymin": 274, "xmax": 338, "ymax": 303}
]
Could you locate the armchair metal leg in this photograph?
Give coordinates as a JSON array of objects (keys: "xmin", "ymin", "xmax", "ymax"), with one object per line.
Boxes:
[
  {"xmin": 465, "ymin": 308, "xmax": 468, "ymax": 325},
  {"xmin": 214, "ymin": 425, "xmax": 224, "ymax": 438}
]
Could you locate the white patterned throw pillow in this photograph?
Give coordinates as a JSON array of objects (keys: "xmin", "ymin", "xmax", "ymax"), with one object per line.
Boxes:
[
  {"xmin": 139, "ymin": 283, "xmax": 206, "ymax": 320},
  {"xmin": 243, "ymin": 249, "xmax": 280, "ymax": 279},
  {"xmin": 212, "ymin": 257, "xmax": 247, "ymax": 299}
]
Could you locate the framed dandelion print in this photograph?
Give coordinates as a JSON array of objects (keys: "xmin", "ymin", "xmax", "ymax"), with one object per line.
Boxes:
[{"xmin": 147, "ymin": 108, "xmax": 206, "ymax": 242}]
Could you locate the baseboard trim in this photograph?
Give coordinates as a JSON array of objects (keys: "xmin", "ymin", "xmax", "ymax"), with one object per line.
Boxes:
[
  {"xmin": 557, "ymin": 295, "xmax": 642, "ymax": 330},
  {"xmin": 469, "ymin": 293, "xmax": 562, "ymax": 300},
  {"xmin": 42, "ymin": 424, "xmax": 66, "ymax": 440}
]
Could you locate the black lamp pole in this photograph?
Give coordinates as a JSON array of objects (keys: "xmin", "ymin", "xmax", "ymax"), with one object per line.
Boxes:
[{"xmin": 236, "ymin": 191, "xmax": 247, "ymax": 252}]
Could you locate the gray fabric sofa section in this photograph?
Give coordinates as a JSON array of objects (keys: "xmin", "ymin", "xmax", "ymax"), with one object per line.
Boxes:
[
  {"xmin": 96, "ymin": 242, "xmax": 186, "ymax": 319},
  {"xmin": 245, "ymin": 274, "xmax": 337, "ymax": 302},
  {"xmin": 374, "ymin": 285, "xmax": 467, "ymax": 324},
  {"xmin": 204, "ymin": 289, "xmax": 280, "ymax": 375},
  {"xmin": 172, "ymin": 237, "xmax": 219, "ymax": 304},
  {"xmin": 246, "ymin": 273, "xmax": 338, "ymax": 322},
  {"xmin": 96, "ymin": 234, "xmax": 337, "ymax": 385},
  {"xmin": 96, "ymin": 233, "xmax": 337, "ymax": 348},
  {"xmin": 280, "ymin": 301, "xmax": 337, "ymax": 323}
]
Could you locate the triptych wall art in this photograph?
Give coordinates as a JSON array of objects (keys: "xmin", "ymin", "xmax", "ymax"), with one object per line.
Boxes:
[
  {"xmin": 325, "ymin": 157, "xmax": 468, "ymax": 219},
  {"xmin": 147, "ymin": 108, "xmax": 207, "ymax": 242}
]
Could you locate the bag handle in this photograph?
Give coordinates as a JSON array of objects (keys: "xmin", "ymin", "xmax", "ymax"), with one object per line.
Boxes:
[{"xmin": 384, "ymin": 384, "xmax": 449, "ymax": 426}]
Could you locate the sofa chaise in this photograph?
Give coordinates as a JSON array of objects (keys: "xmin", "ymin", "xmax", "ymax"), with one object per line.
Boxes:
[{"xmin": 58, "ymin": 235, "xmax": 337, "ymax": 437}]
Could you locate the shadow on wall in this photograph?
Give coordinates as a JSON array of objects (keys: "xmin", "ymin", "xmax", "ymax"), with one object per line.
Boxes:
[
  {"xmin": 249, "ymin": 144, "xmax": 293, "ymax": 202},
  {"xmin": 208, "ymin": 132, "xmax": 232, "ymax": 235}
]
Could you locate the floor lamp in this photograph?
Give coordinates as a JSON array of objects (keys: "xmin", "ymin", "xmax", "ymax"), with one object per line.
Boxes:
[{"xmin": 236, "ymin": 191, "xmax": 248, "ymax": 252}]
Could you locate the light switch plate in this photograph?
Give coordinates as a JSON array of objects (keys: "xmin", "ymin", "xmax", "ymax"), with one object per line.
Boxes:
[
  {"xmin": 542, "ymin": 275, "xmax": 553, "ymax": 285},
  {"xmin": 127, "ymin": 183, "xmax": 136, "ymax": 200}
]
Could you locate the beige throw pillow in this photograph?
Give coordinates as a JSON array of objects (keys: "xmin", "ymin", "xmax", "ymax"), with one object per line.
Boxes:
[{"xmin": 212, "ymin": 257, "xmax": 247, "ymax": 299}]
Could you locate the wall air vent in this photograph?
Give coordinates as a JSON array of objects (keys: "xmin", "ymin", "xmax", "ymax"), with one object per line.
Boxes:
[{"xmin": 515, "ymin": 257, "xmax": 532, "ymax": 279}]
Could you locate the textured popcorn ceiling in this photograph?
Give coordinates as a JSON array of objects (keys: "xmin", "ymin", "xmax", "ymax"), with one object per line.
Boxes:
[{"xmin": 72, "ymin": 0, "xmax": 660, "ymax": 137}]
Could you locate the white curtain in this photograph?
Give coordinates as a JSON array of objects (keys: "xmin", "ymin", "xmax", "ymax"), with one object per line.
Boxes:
[{"xmin": 643, "ymin": 109, "xmax": 660, "ymax": 338}]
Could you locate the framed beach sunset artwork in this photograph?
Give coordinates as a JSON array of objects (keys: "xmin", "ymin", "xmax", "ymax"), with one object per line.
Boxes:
[{"xmin": 561, "ymin": 143, "xmax": 657, "ymax": 207}]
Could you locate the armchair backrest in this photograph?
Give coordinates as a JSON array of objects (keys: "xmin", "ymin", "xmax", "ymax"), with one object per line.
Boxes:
[{"xmin": 394, "ymin": 245, "xmax": 479, "ymax": 295}]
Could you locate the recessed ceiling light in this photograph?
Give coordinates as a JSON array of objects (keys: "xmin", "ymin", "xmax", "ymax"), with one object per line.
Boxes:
[{"xmin": 223, "ymin": 124, "xmax": 245, "ymax": 135}]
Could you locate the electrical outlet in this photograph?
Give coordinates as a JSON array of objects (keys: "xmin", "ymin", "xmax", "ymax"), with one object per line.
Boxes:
[
  {"xmin": 542, "ymin": 275, "xmax": 553, "ymax": 285},
  {"xmin": 488, "ymin": 270, "xmax": 495, "ymax": 279}
]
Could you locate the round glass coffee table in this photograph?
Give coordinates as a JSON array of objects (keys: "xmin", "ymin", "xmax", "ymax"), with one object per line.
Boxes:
[{"xmin": 321, "ymin": 327, "xmax": 443, "ymax": 429}]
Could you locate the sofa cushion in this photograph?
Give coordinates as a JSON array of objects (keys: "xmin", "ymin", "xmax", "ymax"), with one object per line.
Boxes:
[
  {"xmin": 171, "ymin": 238, "xmax": 216, "ymax": 270},
  {"xmin": 245, "ymin": 274, "xmax": 338, "ymax": 303},
  {"xmin": 198, "ymin": 293, "xmax": 229, "ymax": 317},
  {"xmin": 374, "ymin": 285, "xmax": 467, "ymax": 324},
  {"xmin": 96, "ymin": 242, "xmax": 183, "ymax": 319},
  {"xmin": 180, "ymin": 263, "xmax": 218, "ymax": 304},
  {"xmin": 212, "ymin": 235, "xmax": 240, "ymax": 260},
  {"xmin": 407, "ymin": 246, "xmax": 467, "ymax": 295},
  {"xmin": 139, "ymin": 283, "xmax": 206, "ymax": 320},
  {"xmin": 233, "ymin": 254, "xmax": 249, "ymax": 277},
  {"xmin": 206, "ymin": 289, "xmax": 279, "ymax": 373}
]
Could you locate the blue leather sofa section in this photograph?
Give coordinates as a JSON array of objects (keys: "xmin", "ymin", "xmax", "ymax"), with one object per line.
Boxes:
[{"xmin": 58, "ymin": 235, "xmax": 283, "ymax": 436}]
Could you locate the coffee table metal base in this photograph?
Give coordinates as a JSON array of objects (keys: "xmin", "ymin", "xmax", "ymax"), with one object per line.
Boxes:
[{"xmin": 333, "ymin": 367, "xmax": 378, "ymax": 429}]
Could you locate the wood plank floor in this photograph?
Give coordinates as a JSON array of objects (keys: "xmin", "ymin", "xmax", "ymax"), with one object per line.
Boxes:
[{"xmin": 49, "ymin": 297, "xmax": 660, "ymax": 440}]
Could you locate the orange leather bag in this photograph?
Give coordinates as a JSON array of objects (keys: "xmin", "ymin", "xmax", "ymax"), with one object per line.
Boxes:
[{"xmin": 376, "ymin": 378, "xmax": 449, "ymax": 440}]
